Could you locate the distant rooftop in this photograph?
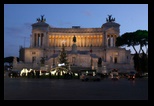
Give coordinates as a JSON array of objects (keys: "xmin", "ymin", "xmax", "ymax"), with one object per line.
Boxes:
[{"xmin": 72, "ymin": 26, "xmax": 80, "ymax": 28}]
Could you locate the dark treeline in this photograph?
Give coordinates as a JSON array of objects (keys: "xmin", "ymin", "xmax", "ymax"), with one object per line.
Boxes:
[{"xmin": 4, "ymin": 56, "xmax": 19, "ymax": 65}]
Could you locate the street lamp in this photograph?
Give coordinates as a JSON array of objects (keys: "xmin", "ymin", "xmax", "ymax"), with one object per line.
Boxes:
[
  {"xmin": 91, "ymin": 57, "xmax": 92, "ymax": 67},
  {"xmin": 53, "ymin": 46, "xmax": 55, "ymax": 67},
  {"xmin": 90, "ymin": 44, "xmax": 93, "ymax": 67},
  {"xmin": 104, "ymin": 48, "xmax": 106, "ymax": 62}
]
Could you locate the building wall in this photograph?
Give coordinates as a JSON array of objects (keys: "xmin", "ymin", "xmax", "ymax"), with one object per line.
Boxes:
[
  {"xmin": 24, "ymin": 48, "xmax": 43, "ymax": 63},
  {"xmin": 19, "ymin": 16, "xmax": 131, "ymax": 69}
]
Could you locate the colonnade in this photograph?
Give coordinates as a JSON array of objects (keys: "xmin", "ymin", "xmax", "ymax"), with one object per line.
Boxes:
[
  {"xmin": 49, "ymin": 35, "xmax": 103, "ymax": 47},
  {"xmin": 31, "ymin": 33, "xmax": 117, "ymax": 48},
  {"xmin": 33, "ymin": 33, "xmax": 44, "ymax": 47},
  {"xmin": 107, "ymin": 35, "xmax": 117, "ymax": 47}
]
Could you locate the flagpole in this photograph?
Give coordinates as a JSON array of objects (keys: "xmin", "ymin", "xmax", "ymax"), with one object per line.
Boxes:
[
  {"xmin": 104, "ymin": 46, "xmax": 106, "ymax": 62},
  {"xmin": 104, "ymin": 49, "xmax": 106, "ymax": 62},
  {"xmin": 53, "ymin": 38, "xmax": 56, "ymax": 67},
  {"xmin": 90, "ymin": 44, "xmax": 92, "ymax": 67},
  {"xmin": 53, "ymin": 46, "xmax": 55, "ymax": 67}
]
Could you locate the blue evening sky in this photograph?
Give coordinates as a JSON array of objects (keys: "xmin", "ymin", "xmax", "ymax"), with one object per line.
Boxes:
[{"xmin": 4, "ymin": 4, "xmax": 148, "ymax": 58}]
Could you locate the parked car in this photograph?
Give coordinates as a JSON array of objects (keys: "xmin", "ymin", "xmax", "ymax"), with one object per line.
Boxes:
[
  {"xmin": 8, "ymin": 71, "xmax": 20, "ymax": 78},
  {"xmin": 141, "ymin": 72, "xmax": 148, "ymax": 78},
  {"xmin": 128, "ymin": 71, "xmax": 136, "ymax": 80},
  {"xmin": 80, "ymin": 73, "xmax": 101, "ymax": 81}
]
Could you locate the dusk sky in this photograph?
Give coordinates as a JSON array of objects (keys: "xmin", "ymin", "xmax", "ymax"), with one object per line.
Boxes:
[{"xmin": 4, "ymin": 4, "xmax": 148, "ymax": 58}]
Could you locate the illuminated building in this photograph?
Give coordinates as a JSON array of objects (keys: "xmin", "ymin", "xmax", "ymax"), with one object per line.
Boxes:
[{"xmin": 18, "ymin": 15, "xmax": 133, "ymax": 72}]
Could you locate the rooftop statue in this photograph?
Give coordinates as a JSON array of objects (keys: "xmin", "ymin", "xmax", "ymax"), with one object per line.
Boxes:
[
  {"xmin": 36, "ymin": 15, "xmax": 46, "ymax": 22},
  {"xmin": 106, "ymin": 15, "xmax": 115, "ymax": 22}
]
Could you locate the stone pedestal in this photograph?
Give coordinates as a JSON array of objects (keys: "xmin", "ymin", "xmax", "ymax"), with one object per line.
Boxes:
[
  {"xmin": 12, "ymin": 57, "xmax": 18, "ymax": 71},
  {"xmin": 97, "ymin": 67, "xmax": 102, "ymax": 73},
  {"xmin": 92, "ymin": 65, "xmax": 95, "ymax": 70},
  {"xmin": 102, "ymin": 65, "xmax": 107, "ymax": 74},
  {"xmin": 72, "ymin": 43, "xmax": 77, "ymax": 53}
]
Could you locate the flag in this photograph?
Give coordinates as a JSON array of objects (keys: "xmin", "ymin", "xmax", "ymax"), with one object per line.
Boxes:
[
  {"xmin": 90, "ymin": 49, "xmax": 92, "ymax": 53},
  {"xmin": 90, "ymin": 44, "xmax": 92, "ymax": 53}
]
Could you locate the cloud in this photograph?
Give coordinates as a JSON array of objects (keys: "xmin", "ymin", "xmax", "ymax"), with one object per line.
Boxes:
[
  {"xmin": 4, "ymin": 22, "xmax": 31, "ymax": 39},
  {"xmin": 49, "ymin": 24, "xmax": 57, "ymax": 28},
  {"xmin": 82, "ymin": 11, "xmax": 93, "ymax": 17},
  {"xmin": 4, "ymin": 27, "xmax": 21, "ymax": 36},
  {"xmin": 6, "ymin": 43, "xmax": 20, "ymax": 47}
]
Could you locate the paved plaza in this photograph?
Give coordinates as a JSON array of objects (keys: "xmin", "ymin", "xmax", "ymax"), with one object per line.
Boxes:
[{"xmin": 4, "ymin": 75, "xmax": 148, "ymax": 100}]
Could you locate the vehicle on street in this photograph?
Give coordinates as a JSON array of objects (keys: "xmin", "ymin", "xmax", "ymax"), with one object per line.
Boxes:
[
  {"xmin": 141, "ymin": 72, "xmax": 148, "ymax": 78},
  {"xmin": 128, "ymin": 71, "xmax": 136, "ymax": 80},
  {"xmin": 8, "ymin": 71, "xmax": 20, "ymax": 78},
  {"xmin": 80, "ymin": 73, "xmax": 101, "ymax": 81}
]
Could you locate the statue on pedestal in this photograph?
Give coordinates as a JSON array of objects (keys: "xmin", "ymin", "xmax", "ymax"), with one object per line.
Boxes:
[
  {"xmin": 13, "ymin": 57, "xmax": 18, "ymax": 70},
  {"xmin": 97, "ymin": 57, "xmax": 102, "ymax": 67},
  {"xmin": 13, "ymin": 57, "xmax": 17, "ymax": 64},
  {"xmin": 73, "ymin": 35, "xmax": 76, "ymax": 43},
  {"xmin": 71, "ymin": 35, "xmax": 77, "ymax": 53}
]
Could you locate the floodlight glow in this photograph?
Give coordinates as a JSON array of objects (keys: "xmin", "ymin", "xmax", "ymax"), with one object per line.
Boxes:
[
  {"xmin": 74, "ymin": 73, "xmax": 78, "ymax": 76},
  {"xmin": 51, "ymin": 70, "xmax": 56, "ymax": 75},
  {"xmin": 58, "ymin": 63, "xmax": 65, "ymax": 66}
]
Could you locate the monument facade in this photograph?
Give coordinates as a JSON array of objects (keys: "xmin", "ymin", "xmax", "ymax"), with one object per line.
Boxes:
[{"xmin": 18, "ymin": 15, "xmax": 133, "ymax": 72}]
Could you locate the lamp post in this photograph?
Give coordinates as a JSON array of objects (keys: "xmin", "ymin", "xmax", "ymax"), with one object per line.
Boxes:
[
  {"xmin": 53, "ymin": 58, "xmax": 55, "ymax": 67},
  {"xmin": 90, "ymin": 44, "xmax": 93, "ymax": 67},
  {"xmin": 53, "ymin": 46, "xmax": 55, "ymax": 67},
  {"xmin": 91, "ymin": 56, "xmax": 92, "ymax": 67},
  {"xmin": 104, "ymin": 48, "xmax": 106, "ymax": 62}
]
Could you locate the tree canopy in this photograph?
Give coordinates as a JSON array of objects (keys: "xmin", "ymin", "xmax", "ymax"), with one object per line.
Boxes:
[
  {"xmin": 58, "ymin": 43, "xmax": 69, "ymax": 69},
  {"xmin": 4, "ymin": 56, "xmax": 19, "ymax": 64},
  {"xmin": 116, "ymin": 30, "xmax": 148, "ymax": 54},
  {"xmin": 116, "ymin": 29, "xmax": 148, "ymax": 74}
]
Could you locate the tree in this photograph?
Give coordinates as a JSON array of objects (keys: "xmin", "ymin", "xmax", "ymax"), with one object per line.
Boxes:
[
  {"xmin": 58, "ymin": 43, "xmax": 69, "ymax": 69},
  {"xmin": 116, "ymin": 30, "xmax": 148, "ymax": 54},
  {"xmin": 116, "ymin": 30, "xmax": 148, "ymax": 74},
  {"xmin": 4, "ymin": 56, "xmax": 19, "ymax": 65},
  {"xmin": 140, "ymin": 52, "xmax": 148, "ymax": 73},
  {"xmin": 97, "ymin": 57, "xmax": 102, "ymax": 67},
  {"xmin": 116, "ymin": 32, "xmax": 138, "ymax": 53},
  {"xmin": 134, "ymin": 30, "xmax": 148, "ymax": 54}
]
